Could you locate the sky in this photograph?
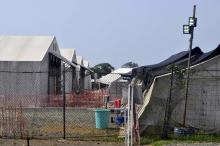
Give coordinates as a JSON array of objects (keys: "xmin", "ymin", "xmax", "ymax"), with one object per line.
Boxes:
[{"xmin": 0, "ymin": 0, "xmax": 219, "ymax": 68}]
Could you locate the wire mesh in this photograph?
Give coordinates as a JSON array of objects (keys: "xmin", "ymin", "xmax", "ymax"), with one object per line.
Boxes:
[
  {"xmin": 136, "ymin": 57, "xmax": 220, "ymax": 144},
  {"xmin": 169, "ymin": 68, "xmax": 220, "ymax": 134},
  {"xmin": 0, "ymin": 64, "xmax": 126, "ymax": 140}
]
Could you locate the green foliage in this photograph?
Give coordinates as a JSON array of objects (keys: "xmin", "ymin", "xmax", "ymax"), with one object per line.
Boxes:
[{"xmin": 91, "ymin": 63, "xmax": 115, "ymax": 78}]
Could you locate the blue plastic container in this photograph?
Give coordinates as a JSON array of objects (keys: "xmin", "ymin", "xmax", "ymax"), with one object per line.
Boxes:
[
  {"xmin": 115, "ymin": 116, "xmax": 124, "ymax": 125},
  {"xmin": 95, "ymin": 109, "xmax": 110, "ymax": 128}
]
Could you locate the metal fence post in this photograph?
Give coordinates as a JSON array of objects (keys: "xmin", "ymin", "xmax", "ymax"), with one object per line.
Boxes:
[
  {"xmin": 126, "ymin": 85, "xmax": 134, "ymax": 146},
  {"xmin": 62, "ymin": 63, "xmax": 66, "ymax": 139},
  {"xmin": 126, "ymin": 85, "xmax": 130, "ymax": 146},
  {"xmin": 27, "ymin": 137, "xmax": 30, "ymax": 146},
  {"xmin": 162, "ymin": 64, "xmax": 174, "ymax": 139}
]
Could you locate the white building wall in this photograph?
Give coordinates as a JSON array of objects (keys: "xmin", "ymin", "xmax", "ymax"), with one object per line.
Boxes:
[
  {"xmin": 0, "ymin": 40, "xmax": 59, "ymax": 107},
  {"xmin": 63, "ymin": 67, "xmax": 78, "ymax": 93},
  {"xmin": 0, "ymin": 58, "xmax": 48, "ymax": 107}
]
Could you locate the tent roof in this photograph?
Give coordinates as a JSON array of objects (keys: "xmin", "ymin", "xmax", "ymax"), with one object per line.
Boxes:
[
  {"xmin": 97, "ymin": 73, "xmax": 121, "ymax": 85},
  {"xmin": 112, "ymin": 68, "xmax": 132, "ymax": 74},
  {"xmin": 132, "ymin": 44, "xmax": 220, "ymax": 92},
  {"xmin": 131, "ymin": 47, "xmax": 203, "ymax": 91},
  {"xmin": 0, "ymin": 36, "xmax": 55, "ymax": 61},
  {"xmin": 76, "ymin": 56, "xmax": 83, "ymax": 65},
  {"xmin": 97, "ymin": 68, "xmax": 133, "ymax": 85},
  {"xmin": 50, "ymin": 51, "xmax": 77, "ymax": 68},
  {"xmin": 83, "ymin": 59, "xmax": 89, "ymax": 68},
  {"xmin": 132, "ymin": 47, "xmax": 203, "ymax": 76},
  {"xmin": 76, "ymin": 56, "xmax": 92, "ymax": 72},
  {"xmin": 192, "ymin": 44, "xmax": 220, "ymax": 65},
  {"xmin": 60, "ymin": 48, "xmax": 77, "ymax": 63}
]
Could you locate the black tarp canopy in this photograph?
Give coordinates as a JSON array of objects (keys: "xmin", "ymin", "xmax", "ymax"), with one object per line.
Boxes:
[
  {"xmin": 132, "ymin": 44, "xmax": 220, "ymax": 91},
  {"xmin": 192, "ymin": 44, "xmax": 220, "ymax": 65},
  {"xmin": 132, "ymin": 47, "xmax": 203, "ymax": 89},
  {"xmin": 132, "ymin": 47, "xmax": 203, "ymax": 77}
]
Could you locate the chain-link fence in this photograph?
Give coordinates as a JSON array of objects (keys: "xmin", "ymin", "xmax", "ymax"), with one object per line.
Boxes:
[
  {"xmin": 0, "ymin": 62, "xmax": 126, "ymax": 141},
  {"xmin": 170, "ymin": 67, "xmax": 220, "ymax": 134},
  {"xmin": 138, "ymin": 58, "xmax": 220, "ymax": 139}
]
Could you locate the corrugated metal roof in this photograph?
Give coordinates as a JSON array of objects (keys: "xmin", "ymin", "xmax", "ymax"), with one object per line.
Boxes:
[
  {"xmin": 0, "ymin": 36, "xmax": 55, "ymax": 61},
  {"xmin": 60, "ymin": 48, "xmax": 77, "ymax": 63}
]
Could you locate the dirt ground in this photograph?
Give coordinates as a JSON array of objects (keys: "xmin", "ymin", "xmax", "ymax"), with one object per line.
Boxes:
[
  {"xmin": 0, "ymin": 139, "xmax": 124, "ymax": 146},
  {"xmin": 166, "ymin": 143, "xmax": 220, "ymax": 146},
  {"xmin": 1, "ymin": 139, "xmax": 220, "ymax": 146}
]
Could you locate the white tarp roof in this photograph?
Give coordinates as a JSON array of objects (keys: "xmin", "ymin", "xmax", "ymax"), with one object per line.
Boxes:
[
  {"xmin": 60, "ymin": 48, "xmax": 77, "ymax": 63},
  {"xmin": 112, "ymin": 68, "xmax": 132, "ymax": 74},
  {"xmin": 75, "ymin": 56, "xmax": 92, "ymax": 72},
  {"xmin": 98, "ymin": 73, "xmax": 121, "ymax": 85},
  {"xmin": 97, "ymin": 68, "xmax": 132, "ymax": 85},
  {"xmin": 0, "ymin": 36, "xmax": 55, "ymax": 61},
  {"xmin": 83, "ymin": 59, "xmax": 89, "ymax": 68},
  {"xmin": 76, "ymin": 56, "xmax": 83, "ymax": 65},
  {"xmin": 51, "ymin": 52, "xmax": 77, "ymax": 68}
]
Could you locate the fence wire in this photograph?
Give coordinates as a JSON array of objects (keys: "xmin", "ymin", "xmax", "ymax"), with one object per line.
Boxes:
[
  {"xmin": 0, "ymin": 66, "xmax": 125, "ymax": 140},
  {"xmin": 158, "ymin": 65, "xmax": 220, "ymax": 138}
]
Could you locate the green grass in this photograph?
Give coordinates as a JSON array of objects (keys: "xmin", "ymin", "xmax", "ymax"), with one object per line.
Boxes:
[
  {"xmin": 140, "ymin": 134, "xmax": 220, "ymax": 146},
  {"xmin": 71, "ymin": 135, "xmax": 124, "ymax": 143},
  {"xmin": 96, "ymin": 135, "xmax": 124, "ymax": 142}
]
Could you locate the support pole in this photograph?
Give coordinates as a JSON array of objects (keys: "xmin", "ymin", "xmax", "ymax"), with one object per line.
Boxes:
[
  {"xmin": 131, "ymin": 86, "xmax": 134, "ymax": 146},
  {"xmin": 47, "ymin": 54, "xmax": 51, "ymax": 106},
  {"xmin": 62, "ymin": 63, "xmax": 66, "ymax": 139},
  {"xmin": 162, "ymin": 64, "xmax": 174, "ymax": 139},
  {"xmin": 27, "ymin": 137, "xmax": 30, "ymax": 146},
  {"xmin": 126, "ymin": 85, "xmax": 130, "ymax": 146},
  {"xmin": 183, "ymin": 5, "xmax": 196, "ymax": 126},
  {"xmin": 126, "ymin": 84, "xmax": 134, "ymax": 146}
]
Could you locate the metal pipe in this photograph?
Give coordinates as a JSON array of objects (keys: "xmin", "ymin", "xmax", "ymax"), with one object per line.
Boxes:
[
  {"xmin": 183, "ymin": 5, "xmax": 196, "ymax": 126},
  {"xmin": 127, "ymin": 85, "xmax": 130, "ymax": 146},
  {"xmin": 131, "ymin": 86, "xmax": 134, "ymax": 146},
  {"xmin": 62, "ymin": 63, "xmax": 66, "ymax": 139},
  {"xmin": 162, "ymin": 64, "xmax": 174, "ymax": 139}
]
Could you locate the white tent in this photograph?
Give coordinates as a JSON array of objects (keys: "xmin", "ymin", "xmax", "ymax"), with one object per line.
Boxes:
[{"xmin": 97, "ymin": 68, "xmax": 132, "ymax": 85}]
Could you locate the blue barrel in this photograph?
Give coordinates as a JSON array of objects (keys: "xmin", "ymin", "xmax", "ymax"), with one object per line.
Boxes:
[{"xmin": 95, "ymin": 109, "xmax": 110, "ymax": 128}]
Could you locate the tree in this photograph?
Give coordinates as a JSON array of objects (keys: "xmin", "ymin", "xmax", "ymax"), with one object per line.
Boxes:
[
  {"xmin": 121, "ymin": 62, "xmax": 138, "ymax": 68},
  {"xmin": 91, "ymin": 63, "xmax": 115, "ymax": 78}
]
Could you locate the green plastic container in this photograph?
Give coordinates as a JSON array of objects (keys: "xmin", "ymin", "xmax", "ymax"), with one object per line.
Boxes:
[{"xmin": 95, "ymin": 109, "xmax": 110, "ymax": 128}]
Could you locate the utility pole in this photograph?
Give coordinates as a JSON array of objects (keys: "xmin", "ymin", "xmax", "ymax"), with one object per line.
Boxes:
[{"xmin": 182, "ymin": 5, "xmax": 197, "ymax": 126}]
